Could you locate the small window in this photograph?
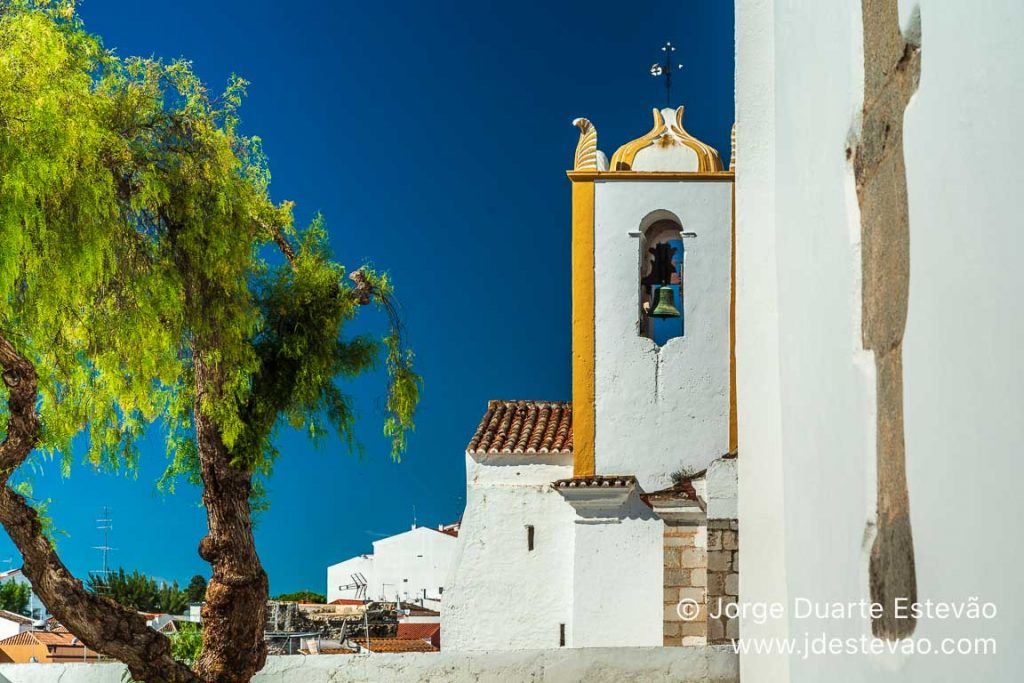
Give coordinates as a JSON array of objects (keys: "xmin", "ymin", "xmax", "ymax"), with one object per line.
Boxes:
[
  {"xmin": 559, "ymin": 623, "xmax": 566, "ymax": 647},
  {"xmin": 526, "ymin": 525, "xmax": 535, "ymax": 552},
  {"xmin": 438, "ymin": 587, "xmax": 444, "ymax": 595}
]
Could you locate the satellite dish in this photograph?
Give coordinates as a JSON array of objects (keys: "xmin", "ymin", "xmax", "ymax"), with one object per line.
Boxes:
[{"xmin": 650, "ymin": 64, "xmax": 663, "ymax": 77}]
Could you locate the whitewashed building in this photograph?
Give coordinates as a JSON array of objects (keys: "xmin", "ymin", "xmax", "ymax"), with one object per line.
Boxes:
[
  {"xmin": 0, "ymin": 610, "xmax": 34, "ymax": 641},
  {"xmin": 326, "ymin": 523, "xmax": 459, "ymax": 609},
  {"xmin": 735, "ymin": 1, "xmax": 1023, "ymax": 681},
  {"xmin": 444, "ymin": 105, "xmax": 739, "ymax": 650}
]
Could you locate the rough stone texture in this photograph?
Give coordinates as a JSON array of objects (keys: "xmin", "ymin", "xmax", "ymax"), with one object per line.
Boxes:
[
  {"xmin": 663, "ymin": 524, "xmax": 707, "ymax": 646},
  {"xmin": 0, "ymin": 647, "xmax": 740, "ymax": 683},
  {"xmin": 855, "ymin": 0, "xmax": 922, "ymax": 641},
  {"xmin": 707, "ymin": 524, "xmax": 739, "ymax": 645}
]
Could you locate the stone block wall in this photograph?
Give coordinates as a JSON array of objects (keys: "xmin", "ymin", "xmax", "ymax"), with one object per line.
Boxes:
[
  {"xmin": 706, "ymin": 520, "xmax": 739, "ymax": 644},
  {"xmin": 663, "ymin": 524, "xmax": 707, "ymax": 646}
]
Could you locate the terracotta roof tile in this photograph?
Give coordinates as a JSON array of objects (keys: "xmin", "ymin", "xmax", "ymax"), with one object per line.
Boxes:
[
  {"xmin": 360, "ymin": 638, "xmax": 438, "ymax": 653},
  {"xmin": 398, "ymin": 602, "xmax": 440, "ymax": 617},
  {"xmin": 467, "ymin": 401, "xmax": 572, "ymax": 455},
  {"xmin": 396, "ymin": 622, "xmax": 440, "ymax": 640},
  {"xmin": 0, "ymin": 610, "xmax": 33, "ymax": 625},
  {"xmin": 0, "ymin": 630, "xmax": 76, "ymax": 646},
  {"xmin": 553, "ymin": 475, "xmax": 637, "ymax": 489}
]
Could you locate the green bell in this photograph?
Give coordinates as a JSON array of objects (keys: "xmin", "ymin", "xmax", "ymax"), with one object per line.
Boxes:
[{"xmin": 650, "ymin": 285, "xmax": 681, "ymax": 318}]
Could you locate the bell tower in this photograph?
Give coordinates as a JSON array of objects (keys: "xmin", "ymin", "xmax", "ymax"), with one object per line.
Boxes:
[{"xmin": 569, "ymin": 106, "xmax": 735, "ymax": 491}]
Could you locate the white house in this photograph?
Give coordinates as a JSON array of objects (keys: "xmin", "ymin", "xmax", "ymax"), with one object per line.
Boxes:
[
  {"xmin": 0, "ymin": 610, "xmax": 34, "ymax": 641},
  {"xmin": 326, "ymin": 523, "xmax": 459, "ymax": 609},
  {"xmin": 444, "ymin": 105, "xmax": 739, "ymax": 650}
]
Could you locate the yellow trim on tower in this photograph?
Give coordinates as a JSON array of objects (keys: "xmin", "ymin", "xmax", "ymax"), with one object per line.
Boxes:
[
  {"xmin": 570, "ymin": 176, "xmax": 596, "ymax": 477},
  {"xmin": 567, "ymin": 170, "xmax": 733, "ymax": 182},
  {"xmin": 729, "ymin": 179, "xmax": 738, "ymax": 452},
  {"xmin": 609, "ymin": 107, "xmax": 724, "ymax": 173}
]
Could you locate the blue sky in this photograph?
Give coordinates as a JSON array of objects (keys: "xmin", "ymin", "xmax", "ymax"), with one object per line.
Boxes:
[{"xmin": 8, "ymin": 0, "xmax": 734, "ymax": 595}]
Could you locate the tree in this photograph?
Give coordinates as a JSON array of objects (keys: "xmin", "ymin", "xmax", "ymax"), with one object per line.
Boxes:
[
  {"xmin": 0, "ymin": 2, "xmax": 419, "ymax": 682},
  {"xmin": 88, "ymin": 569, "xmax": 190, "ymax": 614},
  {"xmin": 88, "ymin": 569, "xmax": 159, "ymax": 612},
  {"xmin": 184, "ymin": 575, "xmax": 207, "ymax": 604},
  {"xmin": 171, "ymin": 623, "xmax": 204, "ymax": 668},
  {"xmin": 0, "ymin": 581, "xmax": 30, "ymax": 615},
  {"xmin": 273, "ymin": 590, "xmax": 325, "ymax": 604}
]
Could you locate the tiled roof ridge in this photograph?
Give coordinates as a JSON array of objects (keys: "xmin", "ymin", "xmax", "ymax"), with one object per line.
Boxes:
[
  {"xmin": 553, "ymin": 475, "xmax": 638, "ymax": 489},
  {"xmin": 0, "ymin": 609, "xmax": 33, "ymax": 624},
  {"xmin": 467, "ymin": 400, "xmax": 572, "ymax": 455}
]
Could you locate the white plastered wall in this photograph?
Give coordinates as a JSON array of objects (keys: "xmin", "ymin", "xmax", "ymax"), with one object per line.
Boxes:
[
  {"xmin": 372, "ymin": 527, "xmax": 456, "ymax": 606},
  {"xmin": 442, "ymin": 454, "xmax": 575, "ymax": 651},
  {"xmin": 326, "ymin": 528, "xmax": 456, "ymax": 606},
  {"xmin": 593, "ymin": 179, "xmax": 733, "ymax": 490},
  {"xmin": 570, "ymin": 491, "xmax": 664, "ymax": 648},
  {"xmin": 736, "ymin": 0, "xmax": 1024, "ymax": 681},
  {"xmin": 326, "ymin": 555, "xmax": 374, "ymax": 604}
]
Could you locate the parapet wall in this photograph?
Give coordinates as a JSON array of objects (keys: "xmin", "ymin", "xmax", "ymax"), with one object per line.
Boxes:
[{"xmin": 0, "ymin": 646, "xmax": 738, "ymax": 683}]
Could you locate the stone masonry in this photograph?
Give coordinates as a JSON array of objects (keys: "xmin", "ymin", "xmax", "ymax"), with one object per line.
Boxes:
[
  {"xmin": 663, "ymin": 524, "xmax": 707, "ymax": 646},
  {"xmin": 706, "ymin": 520, "xmax": 739, "ymax": 644}
]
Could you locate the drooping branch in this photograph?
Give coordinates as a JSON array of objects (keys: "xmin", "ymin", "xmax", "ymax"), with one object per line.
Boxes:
[{"xmin": 0, "ymin": 333, "xmax": 200, "ymax": 683}]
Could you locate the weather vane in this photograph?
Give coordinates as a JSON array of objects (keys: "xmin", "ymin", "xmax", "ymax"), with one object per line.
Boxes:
[{"xmin": 650, "ymin": 42, "xmax": 683, "ymax": 107}]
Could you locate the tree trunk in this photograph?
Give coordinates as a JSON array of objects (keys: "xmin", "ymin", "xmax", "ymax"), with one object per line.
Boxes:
[
  {"xmin": 192, "ymin": 354, "xmax": 268, "ymax": 682},
  {"xmin": 0, "ymin": 333, "xmax": 201, "ymax": 683}
]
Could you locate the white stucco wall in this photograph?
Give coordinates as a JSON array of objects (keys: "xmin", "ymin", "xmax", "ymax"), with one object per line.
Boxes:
[
  {"xmin": 0, "ymin": 617, "xmax": 27, "ymax": 642},
  {"xmin": 570, "ymin": 491, "xmax": 663, "ymax": 648},
  {"xmin": 327, "ymin": 527, "xmax": 456, "ymax": 606},
  {"xmin": 442, "ymin": 453, "xmax": 575, "ymax": 651},
  {"xmin": 705, "ymin": 456, "xmax": 738, "ymax": 520},
  {"xmin": 593, "ymin": 179, "xmax": 733, "ymax": 490},
  {"xmin": 633, "ymin": 142, "xmax": 701, "ymax": 172},
  {"xmin": 326, "ymin": 556, "xmax": 374, "ymax": 604},
  {"xmin": 0, "ymin": 647, "xmax": 738, "ymax": 683},
  {"xmin": 736, "ymin": 0, "xmax": 1024, "ymax": 681},
  {"xmin": 372, "ymin": 527, "xmax": 455, "ymax": 606}
]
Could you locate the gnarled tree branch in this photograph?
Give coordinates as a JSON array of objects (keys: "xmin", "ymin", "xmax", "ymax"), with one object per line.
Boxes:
[{"xmin": 0, "ymin": 332, "xmax": 200, "ymax": 683}]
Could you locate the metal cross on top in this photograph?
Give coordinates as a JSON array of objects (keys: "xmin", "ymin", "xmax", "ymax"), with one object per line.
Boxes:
[{"xmin": 650, "ymin": 42, "xmax": 683, "ymax": 107}]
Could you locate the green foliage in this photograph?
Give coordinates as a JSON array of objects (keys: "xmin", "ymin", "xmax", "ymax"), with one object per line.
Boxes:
[
  {"xmin": 0, "ymin": 581, "xmax": 31, "ymax": 615},
  {"xmin": 169, "ymin": 622, "xmax": 203, "ymax": 666},
  {"xmin": 273, "ymin": 590, "xmax": 325, "ymax": 604},
  {"xmin": 183, "ymin": 575, "xmax": 207, "ymax": 603},
  {"xmin": 0, "ymin": 1, "xmax": 419, "ymax": 491},
  {"xmin": 87, "ymin": 568, "xmax": 188, "ymax": 614},
  {"xmin": 121, "ymin": 621, "xmax": 204, "ymax": 682}
]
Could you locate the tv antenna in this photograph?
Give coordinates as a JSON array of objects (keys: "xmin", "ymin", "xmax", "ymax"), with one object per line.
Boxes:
[
  {"xmin": 650, "ymin": 42, "xmax": 683, "ymax": 107},
  {"xmin": 337, "ymin": 573, "xmax": 368, "ymax": 601},
  {"xmin": 91, "ymin": 507, "xmax": 115, "ymax": 578}
]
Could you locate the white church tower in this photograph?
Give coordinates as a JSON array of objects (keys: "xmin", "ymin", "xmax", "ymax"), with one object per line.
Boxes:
[
  {"xmin": 444, "ymin": 105, "xmax": 739, "ymax": 651},
  {"xmin": 570, "ymin": 105, "xmax": 735, "ymax": 490}
]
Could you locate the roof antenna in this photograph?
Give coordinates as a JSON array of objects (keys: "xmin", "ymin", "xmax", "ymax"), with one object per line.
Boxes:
[
  {"xmin": 412, "ymin": 505, "xmax": 417, "ymax": 529},
  {"xmin": 91, "ymin": 506, "xmax": 115, "ymax": 580},
  {"xmin": 650, "ymin": 42, "xmax": 683, "ymax": 107}
]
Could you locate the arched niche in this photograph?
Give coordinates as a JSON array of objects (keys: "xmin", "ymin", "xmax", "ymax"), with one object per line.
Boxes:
[{"xmin": 638, "ymin": 212, "xmax": 685, "ymax": 345}]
